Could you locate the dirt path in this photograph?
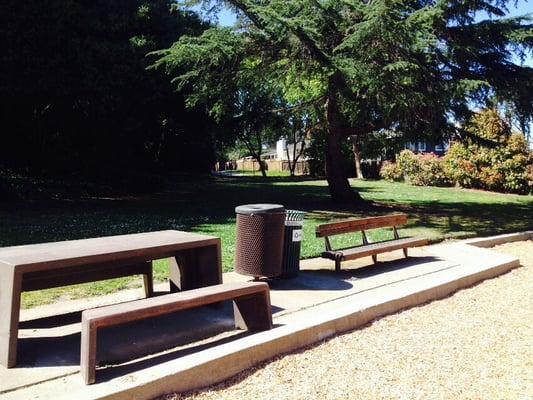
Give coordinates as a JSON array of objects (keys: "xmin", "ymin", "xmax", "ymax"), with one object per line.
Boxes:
[{"xmin": 163, "ymin": 241, "xmax": 533, "ymax": 400}]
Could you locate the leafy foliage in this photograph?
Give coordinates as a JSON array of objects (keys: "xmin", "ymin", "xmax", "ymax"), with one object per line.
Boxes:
[
  {"xmin": 0, "ymin": 0, "xmax": 214, "ymax": 176},
  {"xmin": 394, "ymin": 150, "xmax": 451, "ymax": 187},
  {"xmin": 379, "ymin": 160, "xmax": 403, "ymax": 182},
  {"xmin": 382, "ymin": 109, "xmax": 533, "ymax": 194},
  {"xmin": 155, "ymin": 0, "xmax": 533, "ymax": 200}
]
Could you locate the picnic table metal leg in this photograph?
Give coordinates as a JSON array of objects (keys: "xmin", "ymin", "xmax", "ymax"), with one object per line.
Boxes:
[
  {"xmin": 169, "ymin": 241, "xmax": 222, "ymax": 292},
  {"xmin": 0, "ymin": 269, "xmax": 22, "ymax": 368}
]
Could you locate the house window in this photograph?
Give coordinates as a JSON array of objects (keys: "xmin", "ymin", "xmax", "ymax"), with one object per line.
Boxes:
[
  {"xmin": 435, "ymin": 143, "xmax": 444, "ymax": 151},
  {"xmin": 418, "ymin": 142, "xmax": 426, "ymax": 152}
]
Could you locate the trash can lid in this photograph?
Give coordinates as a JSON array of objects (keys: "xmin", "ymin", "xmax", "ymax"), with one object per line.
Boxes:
[{"xmin": 235, "ymin": 204, "xmax": 285, "ymax": 214}]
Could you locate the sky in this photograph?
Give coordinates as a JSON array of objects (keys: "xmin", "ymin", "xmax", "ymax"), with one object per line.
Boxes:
[{"xmin": 193, "ymin": 0, "xmax": 532, "ymax": 65}]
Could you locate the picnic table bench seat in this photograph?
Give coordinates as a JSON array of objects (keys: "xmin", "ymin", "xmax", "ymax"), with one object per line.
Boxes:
[
  {"xmin": 316, "ymin": 214, "xmax": 427, "ymax": 272},
  {"xmin": 80, "ymin": 281, "xmax": 272, "ymax": 384}
]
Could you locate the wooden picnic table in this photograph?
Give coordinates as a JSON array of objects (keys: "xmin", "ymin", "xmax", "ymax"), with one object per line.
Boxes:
[{"xmin": 0, "ymin": 230, "xmax": 222, "ymax": 368}]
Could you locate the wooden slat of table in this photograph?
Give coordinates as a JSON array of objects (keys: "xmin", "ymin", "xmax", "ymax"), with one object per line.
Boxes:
[{"xmin": 0, "ymin": 230, "xmax": 218, "ymax": 272}]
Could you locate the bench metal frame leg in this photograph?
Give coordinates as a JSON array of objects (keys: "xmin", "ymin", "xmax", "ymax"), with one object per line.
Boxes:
[
  {"xmin": 334, "ymin": 254, "xmax": 342, "ymax": 273},
  {"xmin": 393, "ymin": 226, "xmax": 409, "ymax": 258},
  {"xmin": 361, "ymin": 230, "xmax": 378, "ymax": 264}
]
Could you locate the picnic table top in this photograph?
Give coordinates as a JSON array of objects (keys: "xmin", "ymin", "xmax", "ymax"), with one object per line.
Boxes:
[{"xmin": 0, "ymin": 230, "xmax": 219, "ymax": 271}]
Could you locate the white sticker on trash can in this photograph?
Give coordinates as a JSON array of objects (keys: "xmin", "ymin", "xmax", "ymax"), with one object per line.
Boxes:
[{"xmin": 292, "ymin": 230, "xmax": 303, "ymax": 242}]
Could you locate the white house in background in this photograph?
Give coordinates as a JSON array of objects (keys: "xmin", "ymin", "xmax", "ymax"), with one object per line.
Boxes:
[
  {"xmin": 274, "ymin": 138, "xmax": 308, "ymax": 161},
  {"xmin": 405, "ymin": 141, "xmax": 450, "ymax": 155}
]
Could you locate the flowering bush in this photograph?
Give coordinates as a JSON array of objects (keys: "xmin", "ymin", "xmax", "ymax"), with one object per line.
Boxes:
[
  {"xmin": 444, "ymin": 131, "xmax": 532, "ymax": 194},
  {"xmin": 381, "ymin": 150, "xmax": 451, "ymax": 187},
  {"xmin": 397, "ymin": 150, "xmax": 420, "ymax": 182},
  {"xmin": 379, "ymin": 160, "xmax": 402, "ymax": 181},
  {"xmin": 412, "ymin": 153, "xmax": 451, "ymax": 186},
  {"xmin": 444, "ymin": 142, "xmax": 479, "ymax": 188},
  {"xmin": 380, "ymin": 135, "xmax": 531, "ymax": 194}
]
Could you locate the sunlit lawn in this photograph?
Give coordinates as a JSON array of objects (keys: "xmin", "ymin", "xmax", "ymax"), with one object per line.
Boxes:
[{"xmin": 1, "ymin": 176, "xmax": 531, "ymax": 307}]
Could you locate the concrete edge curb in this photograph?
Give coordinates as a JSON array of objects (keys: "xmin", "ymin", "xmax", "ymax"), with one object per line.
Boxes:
[{"xmin": 462, "ymin": 231, "xmax": 533, "ymax": 248}]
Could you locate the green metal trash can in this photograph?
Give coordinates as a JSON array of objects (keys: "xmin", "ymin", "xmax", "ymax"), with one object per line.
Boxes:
[{"xmin": 281, "ymin": 210, "xmax": 305, "ymax": 277}]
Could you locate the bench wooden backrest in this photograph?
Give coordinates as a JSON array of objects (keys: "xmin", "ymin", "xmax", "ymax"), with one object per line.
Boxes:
[{"xmin": 315, "ymin": 214, "xmax": 408, "ymax": 238}]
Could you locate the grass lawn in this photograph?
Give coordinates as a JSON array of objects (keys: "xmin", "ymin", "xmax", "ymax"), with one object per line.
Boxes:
[{"xmin": 1, "ymin": 176, "xmax": 531, "ymax": 307}]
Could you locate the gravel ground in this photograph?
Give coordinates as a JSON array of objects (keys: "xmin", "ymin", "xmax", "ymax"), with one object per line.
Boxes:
[{"xmin": 162, "ymin": 241, "xmax": 533, "ymax": 400}]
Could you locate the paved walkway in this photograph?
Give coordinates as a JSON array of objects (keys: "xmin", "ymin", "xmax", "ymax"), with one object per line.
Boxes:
[{"xmin": 0, "ymin": 240, "xmax": 521, "ymax": 399}]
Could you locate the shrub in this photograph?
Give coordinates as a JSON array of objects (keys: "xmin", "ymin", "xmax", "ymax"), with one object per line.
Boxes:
[
  {"xmin": 444, "ymin": 130, "xmax": 532, "ymax": 194},
  {"xmin": 526, "ymin": 164, "xmax": 533, "ymax": 191},
  {"xmin": 397, "ymin": 150, "xmax": 420, "ymax": 182},
  {"xmin": 380, "ymin": 160, "xmax": 402, "ymax": 181},
  {"xmin": 381, "ymin": 150, "xmax": 450, "ymax": 187},
  {"xmin": 413, "ymin": 153, "xmax": 451, "ymax": 187},
  {"xmin": 444, "ymin": 142, "xmax": 479, "ymax": 188}
]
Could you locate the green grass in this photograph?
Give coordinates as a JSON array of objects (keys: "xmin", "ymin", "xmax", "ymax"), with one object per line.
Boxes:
[{"xmin": 2, "ymin": 176, "xmax": 531, "ymax": 308}]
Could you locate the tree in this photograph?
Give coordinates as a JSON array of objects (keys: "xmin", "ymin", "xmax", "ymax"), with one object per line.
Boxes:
[
  {"xmin": 232, "ymin": 83, "xmax": 284, "ymax": 177},
  {"xmin": 0, "ymin": 1, "xmax": 213, "ymax": 176},
  {"xmin": 154, "ymin": 0, "xmax": 532, "ymax": 201},
  {"xmin": 348, "ymin": 135, "xmax": 364, "ymax": 179}
]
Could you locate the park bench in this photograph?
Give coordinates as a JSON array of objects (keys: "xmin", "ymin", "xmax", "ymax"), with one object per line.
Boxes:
[
  {"xmin": 316, "ymin": 214, "xmax": 427, "ymax": 272},
  {"xmin": 80, "ymin": 281, "xmax": 272, "ymax": 384}
]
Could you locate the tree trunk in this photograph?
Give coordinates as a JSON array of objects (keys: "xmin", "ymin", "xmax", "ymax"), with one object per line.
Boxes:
[
  {"xmin": 324, "ymin": 95, "xmax": 363, "ymax": 202},
  {"xmin": 352, "ymin": 140, "xmax": 364, "ymax": 179},
  {"xmin": 256, "ymin": 158, "xmax": 267, "ymax": 177}
]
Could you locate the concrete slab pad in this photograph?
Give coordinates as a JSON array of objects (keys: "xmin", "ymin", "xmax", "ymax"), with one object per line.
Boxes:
[{"xmin": 0, "ymin": 239, "xmax": 521, "ymax": 400}]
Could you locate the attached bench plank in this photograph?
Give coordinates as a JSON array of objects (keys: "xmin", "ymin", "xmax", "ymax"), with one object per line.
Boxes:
[{"xmin": 80, "ymin": 282, "xmax": 272, "ymax": 384}]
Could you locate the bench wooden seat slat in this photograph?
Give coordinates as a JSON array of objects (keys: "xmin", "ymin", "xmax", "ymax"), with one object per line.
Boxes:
[
  {"xmin": 80, "ymin": 281, "xmax": 272, "ymax": 384},
  {"xmin": 322, "ymin": 237, "xmax": 427, "ymax": 261},
  {"xmin": 315, "ymin": 213, "xmax": 427, "ymax": 272}
]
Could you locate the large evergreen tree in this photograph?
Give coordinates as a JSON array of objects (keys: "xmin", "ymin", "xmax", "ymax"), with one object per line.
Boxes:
[
  {"xmin": 0, "ymin": 0, "xmax": 214, "ymax": 176},
  {"xmin": 154, "ymin": 0, "xmax": 532, "ymax": 201}
]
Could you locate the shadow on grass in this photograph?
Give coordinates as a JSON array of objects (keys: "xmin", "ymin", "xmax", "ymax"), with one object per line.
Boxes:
[{"xmin": 1, "ymin": 178, "xmax": 531, "ymax": 247}]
